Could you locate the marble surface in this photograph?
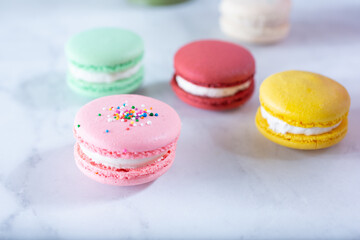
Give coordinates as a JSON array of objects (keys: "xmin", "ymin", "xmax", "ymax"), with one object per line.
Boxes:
[{"xmin": 1, "ymin": 0, "xmax": 360, "ymax": 239}]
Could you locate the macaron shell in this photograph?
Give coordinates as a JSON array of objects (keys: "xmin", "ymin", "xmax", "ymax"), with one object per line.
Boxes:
[
  {"xmin": 74, "ymin": 95, "xmax": 181, "ymax": 153},
  {"xmin": 75, "ymin": 143, "xmax": 175, "ymax": 186},
  {"xmin": 220, "ymin": 0, "xmax": 291, "ymax": 17},
  {"xmin": 260, "ymin": 70, "xmax": 350, "ymax": 127},
  {"xmin": 219, "ymin": 16, "xmax": 290, "ymax": 44},
  {"xmin": 255, "ymin": 108, "xmax": 348, "ymax": 150},
  {"xmin": 174, "ymin": 40, "xmax": 255, "ymax": 86},
  {"xmin": 66, "ymin": 28, "xmax": 144, "ymax": 67},
  {"xmin": 171, "ymin": 75, "xmax": 254, "ymax": 110},
  {"xmin": 67, "ymin": 67, "xmax": 143, "ymax": 98}
]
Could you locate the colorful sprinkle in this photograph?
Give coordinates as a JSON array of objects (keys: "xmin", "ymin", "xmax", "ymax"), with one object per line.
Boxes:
[
  {"xmin": 77, "ymin": 124, "xmax": 80, "ymax": 128},
  {"xmin": 100, "ymin": 101, "xmax": 160, "ymax": 130}
]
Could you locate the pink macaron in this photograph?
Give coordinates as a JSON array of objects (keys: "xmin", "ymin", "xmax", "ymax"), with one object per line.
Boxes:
[
  {"xmin": 171, "ymin": 40, "xmax": 255, "ymax": 110},
  {"xmin": 73, "ymin": 94, "xmax": 181, "ymax": 186}
]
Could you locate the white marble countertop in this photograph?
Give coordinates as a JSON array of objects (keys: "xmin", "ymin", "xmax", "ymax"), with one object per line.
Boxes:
[{"xmin": 1, "ymin": 0, "xmax": 360, "ymax": 239}]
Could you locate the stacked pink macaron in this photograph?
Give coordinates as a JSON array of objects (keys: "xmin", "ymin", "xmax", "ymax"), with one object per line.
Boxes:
[
  {"xmin": 171, "ymin": 40, "xmax": 255, "ymax": 110},
  {"xmin": 73, "ymin": 94, "xmax": 181, "ymax": 186}
]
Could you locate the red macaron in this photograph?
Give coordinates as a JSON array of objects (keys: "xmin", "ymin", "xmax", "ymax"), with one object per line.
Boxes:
[{"xmin": 171, "ymin": 40, "xmax": 255, "ymax": 110}]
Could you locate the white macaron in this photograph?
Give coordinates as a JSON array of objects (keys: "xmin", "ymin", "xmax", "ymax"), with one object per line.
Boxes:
[{"xmin": 219, "ymin": 0, "xmax": 291, "ymax": 44}]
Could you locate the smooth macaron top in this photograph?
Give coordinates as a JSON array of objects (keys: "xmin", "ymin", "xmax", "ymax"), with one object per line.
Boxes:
[
  {"xmin": 174, "ymin": 40, "xmax": 255, "ymax": 87},
  {"xmin": 74, "ymin": 95, "xmax": 181, "ymax": 152},
  {"xmin": 260, "ymin": 70, "xmax": 350, "ymax": 127},
  {"xmin": 221, "ymin": 0, "xmax": 291, "ymax": 16},
  {"xmin": 66, "ymin": 28, "xmax": 144, "ymax": 69}
]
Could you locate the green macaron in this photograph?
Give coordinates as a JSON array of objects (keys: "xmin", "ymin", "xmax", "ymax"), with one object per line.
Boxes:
[
  {"xmin": 66, "ymin": 27, "xmax": 144, "ymax": 97},
  {"xmin": 129, "ymin": 0, "xmax": 188, "ymax": 5}
]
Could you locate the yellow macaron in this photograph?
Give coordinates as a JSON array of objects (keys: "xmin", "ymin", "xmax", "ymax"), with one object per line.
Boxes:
[{"xmin": 255, "ymin": 70, "xmax": 350, "ymax": 150}]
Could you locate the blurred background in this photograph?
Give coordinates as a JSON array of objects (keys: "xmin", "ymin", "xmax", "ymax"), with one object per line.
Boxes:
[{"xmin": 0, "ymin": 0, "xmax": 360, "ymax": 239}]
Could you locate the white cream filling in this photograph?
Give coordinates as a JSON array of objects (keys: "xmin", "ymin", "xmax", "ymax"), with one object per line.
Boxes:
[
  {"xmin": 260, "ymin": 107, "xmax": 341, "ymax": 136},
  {"xmin": 80, "ymin": 144, "xmax": 165, "ymax": 169},
  {"xmin": 176, "ymin": 75, "xmax": 251, "ymax": 98},
  {"xmin": 69, "ymin": 62, "xmax": 142, "ymax": 83}
]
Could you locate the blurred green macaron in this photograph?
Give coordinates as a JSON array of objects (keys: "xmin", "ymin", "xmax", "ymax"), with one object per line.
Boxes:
[
  {"xmin": 129, "ymin": 0, "xmax": 188, "ymax": 6},
  {"xmin": 66, "ymin": 27, "xmax": 144, "ymax": 98}
]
